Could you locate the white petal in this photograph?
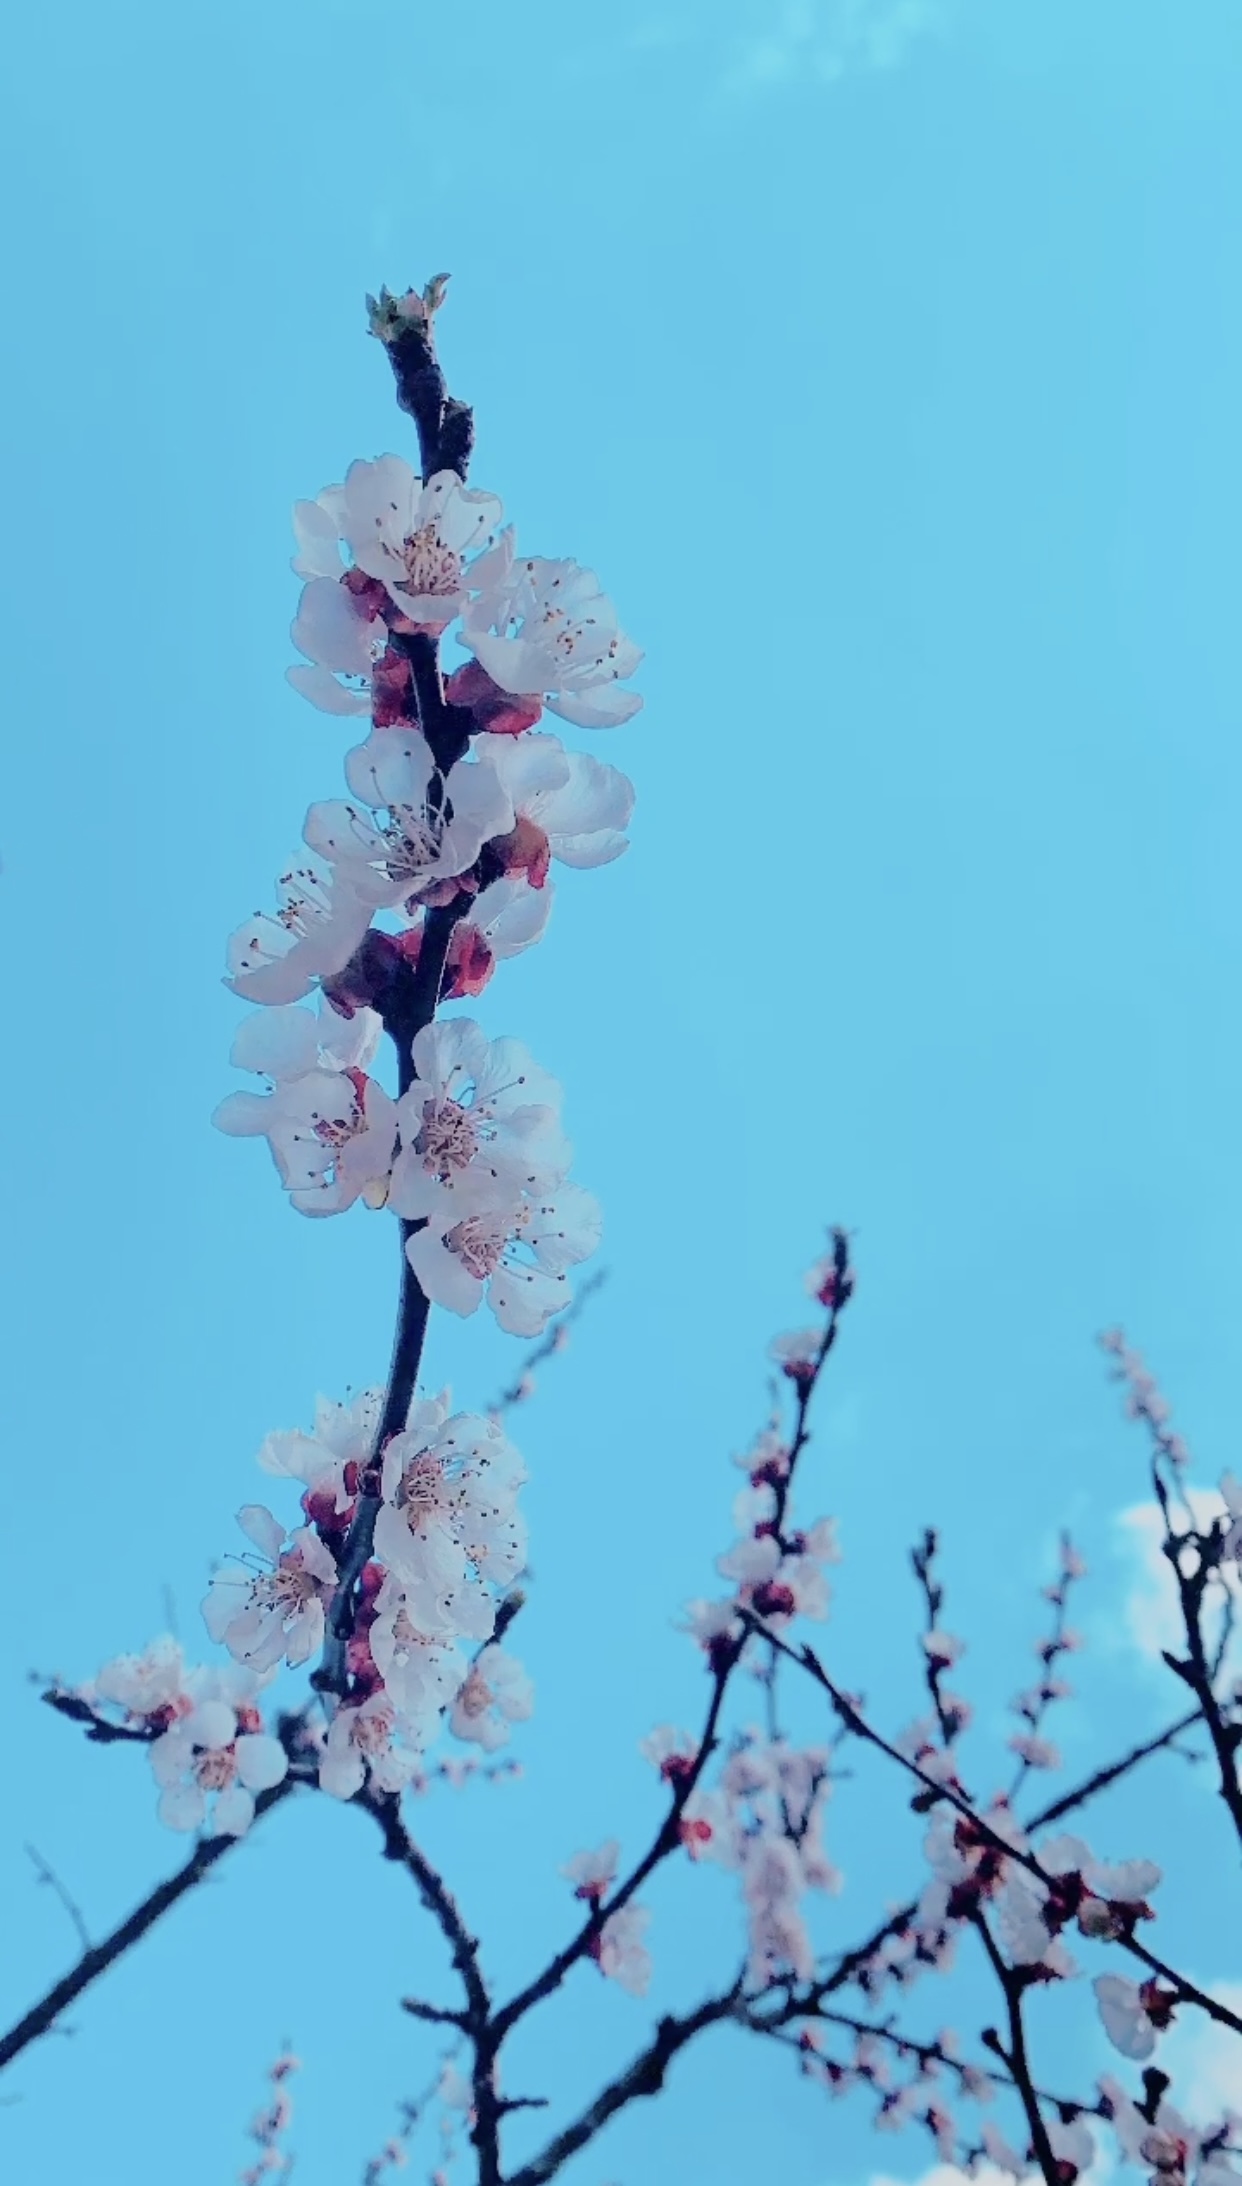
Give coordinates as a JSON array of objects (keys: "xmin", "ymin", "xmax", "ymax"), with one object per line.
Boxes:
[{"xmin": 234, "ymin": 1733, "xmax": 289, "ymax": 1792}]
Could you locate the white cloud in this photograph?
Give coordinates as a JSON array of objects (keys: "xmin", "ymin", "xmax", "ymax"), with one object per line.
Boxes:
[
  {"xmin": 1114, "ymin": 1489, "xmax": 1238, "ymax": 1664},
  {"xmin": 867, "ymin": 2168, "xmax": 1026, "ymax": 2186},
  {"xmin": 726, "ymin": 0, "xmax": 948, "ymax": 94},
  {"xmin": 1161, "ymin": 1981, "xmax": 1242, "ymax": 2120}
]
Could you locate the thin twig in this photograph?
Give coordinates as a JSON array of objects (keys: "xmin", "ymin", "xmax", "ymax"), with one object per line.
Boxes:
[
  {"xmin": 0, "ymin": 1780, "xmax": 297, "ymax": 2072},
  {"xmin": 24, "ymin": 1844, "xmax": 90, "ymax": 1958}
]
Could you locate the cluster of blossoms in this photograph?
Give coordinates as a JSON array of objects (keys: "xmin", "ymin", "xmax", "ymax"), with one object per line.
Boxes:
[
  {"xmin": 79, "ymin": 290, "xmax": 642, "ymax": 1831},
  {"xmin": 215, "ymin": 438, "xmax": 637, "ymax": 1332},
  {"xmin": 80, "ymin": 1637, "xmax": 289, "ymax": 1837}
]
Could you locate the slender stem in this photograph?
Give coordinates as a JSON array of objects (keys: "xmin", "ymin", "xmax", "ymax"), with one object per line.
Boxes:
[
  {"xmin": 1153, "ymin": 1465, "xmax": 1242, "ymax": 1853},
  {"xmin": 973, "ymin": 1913, "xmax": 1061, "ymax": 2186},
  {"xmin": 763, "ymin": 1625, "xmax": 1242, "ymax": 2038},
  {"xmin": 359, "ymin": 1792, "xmax": 500, "ymax": 2186},
  {"xmin": 0, "ymin": 1780, "xmax": 296, "ymax": 2072},
  {"xmin": 1026, "ymin": 1709, "xmax": 1200, "ymax": 1829},
  {"xmin": 503, "ymin": 1990, "xmax": 743, "ymax": 2186},
  {"xmin": 316, "ymin": 901, "xmax": 467, "ymax": 1699},
  {"xmin": 492, "ymin": 1237, "xmax": 855, "ymax": 2047}
]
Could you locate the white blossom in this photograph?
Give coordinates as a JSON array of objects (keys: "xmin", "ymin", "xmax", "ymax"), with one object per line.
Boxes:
[
  {"xmin": 224, "ymin": 862, "xmax": 373, "ymax": 1005},
  {"xmin": 592, "ymin": 1903, "xmax": 651, "ymax": 1995},
  {"xmin": 318, "ymin": 1690, "xmax": 425, "ymax": 1801},
  {"xmin": 461, "ymin": 536, "xmax": 642, "ymax": 729},
  {"xmin": 288, "ymin": 574, "xmax": 387, "ymax": 716},
  {"xmin": 202, "ymin": 1505, "xmax": 338, "ymax": 1672},
  {"xmin": 148, "ymin": 1671, "xmax": 287, "ymax": 1836},
  {"xmin": 213, "ymin": 1001, "xmax": 397, "ymax": 1216},
  {"xmin": 388, "ymin": 1017, "xmax": 568, "ymax": 1224},
  {"xmin": 369, "ymin": 1576, "xmax": 466, "ymax": 1725},
  {"xmin": 448, "ymin": 1644, "xmax": 533, "ymax": 1751},
  {"xmin": 304, "ymin": 726, "xmax": 511, "ymax": 909},
  {"xmin": 1094, "ymin": 1973, "xmax": 1163, "ymax": 2061},
  {"xmin": 373, "ymin": 1397, "xmax": 526, "ymax": 1639},
  {"xmin": 407, "ymin": 1176, "xmax": 601, "ymax": 1336},
  {"xmin": 338, "ymin": 455, "xmax": 502, "ymax": 627},
  {"xmin": 92, "ymin": 1635, "xmax": 189, "ymax": 1724},
  {"xmin": 478, "ymin": 731, "xmax": 634, "ymax": 881},
  {"xmin": 255, "ymin": 1384, "xmax": 385, "ymax": 1519},
  {"xmin": 561, "ymin": 1839, "xmax": 621, "ymax": 1901}
]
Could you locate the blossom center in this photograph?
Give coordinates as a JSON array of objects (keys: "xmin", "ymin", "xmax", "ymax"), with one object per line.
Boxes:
[
  {"xmin": 415, "ymin": 1097, "xmax": 479, "ymax": 1177},
  {"xmin": 400, "ymin": 523, "xmax": 462, "ymax": 601},
  {"xmin": 445, "ymin": 1212, "xmax": 508, "ymax": 1280},
  {"xmin": 396, "ymin": 1452, "xmax": 449, "ymax": 1530},
  {"xmin": 454, "ymin": 1665, "xmax": 492, "ymax": 1719},
  {"xmin": 194, "ymin": 1744, "xmax": 237, "ymax": 1791}
]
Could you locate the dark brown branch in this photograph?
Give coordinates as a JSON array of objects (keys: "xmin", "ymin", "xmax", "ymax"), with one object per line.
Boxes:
[
  {"xmin": 492, "ymin": 1235, "xmax": 856, "ymax": 2047},
  {"xmin": 973, "ymin": 1912, "xmax": 1061, "ymax": 2186},
  {"xmin": 762, "ymin": 1624, "xmax": 1242, "ymax": 2039},
  {"xmin": 0, "ymin": 1779, "xmax": 296, "ymax": 2072},
  {"xmin": 1151, "ymin": 1465, "xmax": 1242, "ymax": 1855},
  {"xmin": 358, "ymin": 1792, "xmax": 501, "ymax": 2186},
  {"xmin": 503, "ymin": 1990, "xmax": 743, "ymax": 2186},
  {"xmin": 1027, "ymin": 1709, "xmax": 1201, "ymax": 1829},
  {"xmin": 317, "ymin": 897, "xmax": 470, "ymax": 1699}
]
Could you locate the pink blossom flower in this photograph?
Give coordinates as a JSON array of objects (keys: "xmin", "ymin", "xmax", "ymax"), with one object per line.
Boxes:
[
  {"xmin": 769, "ymin": 1328, "xmax": 822, "ymax": 1383},
  {"xmin": 337, "ymin": 455, "xmax": 502, "ymax": 629},
  {"xmin": 319, "ymin": 1691, "xmax": 425, "ymax": 1801},
  {"xmin": 407, "ymin": 1177, "xmax": 601, "ymax": 1337},
  {"xmin": 479, "ymin": 730, "xmax": 634, "ymax": 882},
  {"xmin": 448, "ymin": 1645, "xmax": 533, "ymax": 1751},
  {"xmin": 305, "ymin": 726, "xmax": 512, "ymax": 910},
  {"xmin": 560, "ymin": 1839, "xmax": 620, "ymax": 1902},
  {"xmin": 224, "ymin": 862, "xmax": 374, "ymax": 1006},
  {"xmin": 639, "ymin": 1724, "xmax": 698, "ymax": 1783},
  {"xmin": 374, "ymin": 1399, "xmax": 526, "ymax": 1640},
  {"xmin": 214, "ymin": 1002, "xmax": 398, "ymax": 1217},
  {"xmin": 591, "ymin": 1903, "xmax": 651, "ymax": 1994},
  {"xmin": 148, "ymin": 1673, "xmax": 287, "ymax": 1836},
  {"xmin": 202, "ymin": 1504, "xmax": 338, "ymax": 1671},
  {"xmin": 1093, "ymin": 1973, "xmax": 1177, "ymax": 2060},
  {"xmin": 388, "ymin": 1017, "xmax": 568, "ymax": 1223},
  {"xmin": 461, "ymin": 537, "xmax": 642, "ymax": 730},
  {"xmin": 91, "ymin": 1635, "xmax": 190, "ymax": 1728}
]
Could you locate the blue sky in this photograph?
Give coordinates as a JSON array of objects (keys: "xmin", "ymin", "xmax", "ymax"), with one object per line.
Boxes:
[{"xmin": 3, "ymin": 1, "xmax": 1242, "ymax": 2180}]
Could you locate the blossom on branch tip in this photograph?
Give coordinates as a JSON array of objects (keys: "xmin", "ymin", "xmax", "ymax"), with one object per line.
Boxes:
[
  {"xmin": 560, "ymin": 1839, "xmax": 621, "ymax": 1903},
  {"xmin": 769, "ymin": 1328, "xmax": 823, "ymax": 1383},
  {"xmin": 213, "ymin": 1002, "xmax": 397, "ymax": 1216},
  {"xmin": 91, "ymin": 1635, "xmax": 190, "ymax": 1727},
  {"xmin": 448, "ymin": 1644, "xmax": 533, "ymax": 1751},
  {"xmin": 305, "ymin": 727, "xmax": 512, "ymax": 910},
  {"xmin": 639, "ymin": 1724, "xmax": 698, "ymax": 1783},
  {"xmin": 590, "ymin": 1903, "xmax": 652, "ymax": 1995},
  {"xmin": 1093, "ymin": 1973, "xmax": 1177, "ymax": 2060},
  {"xmin": 460, "ymin": 536, "xmax": 642, "ymax": 729},
  {"xmin": 1006, "ymin": 1731, "xmax": 1060, "ymax": 1770},
  {"xmin": 201, "ymin": 1505, "xmax": 338, "ymax": 1671}
]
